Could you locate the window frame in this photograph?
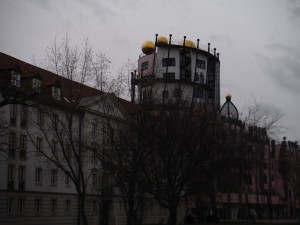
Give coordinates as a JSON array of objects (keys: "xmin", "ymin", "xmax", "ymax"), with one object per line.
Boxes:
[
  {"xmin": 17, "ymin": 198, "xmax": 24, "ymax": 215},
  {"xmin": 52, "ymin": 86, "xmax": 61, "ymax": 100},
  {"xmin": 7, "ymin": 198, "xmax": 14, "ymax": 215},
  {"xmin": 35, "ymin": 168, "xmax": 43, "ymax": 184},
  {"xmin": 65, "ymin": 199, "xmax": 71, "ymax": 214},
  {"xmin": 162, "ymin": 58, "xmax": 176, "ymax": 67},
  {"xmin": 141, "ymin": 61, "xmax": 149, "ymax": 71},
  {"xmin": 9, "ymin": 132, "xmax": 17, "ymax": 158},
  {"xmin": 19, "ymin": 135, "xmax": 27, "ymax": 160},
  {"xmin": 50, "ymin": 169, "xmax": 57, "ymax": 186},
  {"xmin": 35, "ymin": 199, "xmax": 42, "ymax": 214},
  {"xmin": 51, "ymin": 199, "xmax": 57, "ymax": 215},
  {"xmin": 10, "ymin": 104, "xmax": 17, "ymax": 125},
  {"xmin": 163, "ymin": 72, "xmax": 175, "ymax": 80},
  {"xmin": 32, "ymin": 78, "xmax": 41, "ymax": 93},
  {"xmin": 11, "ymin": 70, "xmax": 21, "ymax": 87},
  {"xmin": 20, "ymin": 105, "xmax": 27, "ymax": 128},
  {"xmin": 196, "ymin": 59, "xmax": 206, "ymax": 69}
]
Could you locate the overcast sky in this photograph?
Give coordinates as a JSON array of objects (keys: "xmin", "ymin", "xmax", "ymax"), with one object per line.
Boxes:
[{"xmin": 1, "ymin": 0, "xmax": 299, "ymax": 141}]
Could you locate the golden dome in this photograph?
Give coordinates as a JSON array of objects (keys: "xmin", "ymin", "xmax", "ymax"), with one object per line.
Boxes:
[
  {"xmin": 157, "ymin": 36, "xmax": 168, "ymax": 45},
  {"xmin": 141, "ymin": 41, "xmax": 155, "ymax": 54},
  {"xmin": 225, "ymin": 93, "xmax": 232, "ymax": 99},
  {"xmin": 180, "ymin": 40, "xmax": 196, "ymax": 48}
]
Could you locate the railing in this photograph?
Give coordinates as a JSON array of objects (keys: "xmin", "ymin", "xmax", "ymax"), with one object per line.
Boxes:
[{"xmin": 139, "ymin": 40, "xmax": 217, "ymax": 58}]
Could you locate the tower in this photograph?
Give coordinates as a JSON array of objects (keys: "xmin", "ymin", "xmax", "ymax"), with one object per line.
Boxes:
[{"xmin": 131, "ymin": 34, "xmax": 220, "ymax": 109}]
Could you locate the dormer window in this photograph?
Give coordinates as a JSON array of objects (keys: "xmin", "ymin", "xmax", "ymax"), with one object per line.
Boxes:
[
  {"xmin": 33, "ymin": 78, "xmax": 41, "ymax": 93},
  {"xmin": 52, "ymin": 86, "xmax": 61, "ymax": 100},
  {"xmin": 11, "ymin": 70, "xmax": 21, "ymax": 87}
]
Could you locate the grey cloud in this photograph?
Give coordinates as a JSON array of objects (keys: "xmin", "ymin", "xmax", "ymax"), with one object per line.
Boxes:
[
  {"xmin": 209, "ymin": 34, "xmax": 235, "ymax": 49},
  {"xmin": 256, "ymin": 44, "xmax": 300, "ymax": 95},
  {"xmin": 286, "ymin": 0, "xmax": 300, "ymax": 19}
]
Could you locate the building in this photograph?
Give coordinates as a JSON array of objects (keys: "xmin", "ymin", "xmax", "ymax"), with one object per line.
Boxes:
[
  {"xmin": 132, "ymin": 35, "xmax": 220, "ymax": 108},
  {"xmin": 1, "ymin": 33, "xmax": 299, "ymax": 225},
  {"xmin": 0, "ymin": 52, "xmax": 185, "ymax": 225},
  {"xmin": 132, "ymin": 35, "xmax": 299, "ymax": 221},
  {"xmin": 188, "ymin": 96, "xmax": 299, "ymax": 221}
]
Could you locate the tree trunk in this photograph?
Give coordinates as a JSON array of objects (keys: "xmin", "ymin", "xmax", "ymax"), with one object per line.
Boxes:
[
  {"xmin": 80, "ymin": 193, "xmax": 88, "ymax": 225},
  {"xmin": 167, "ymin": 203, "xmax": 178, "ymax": 225}
]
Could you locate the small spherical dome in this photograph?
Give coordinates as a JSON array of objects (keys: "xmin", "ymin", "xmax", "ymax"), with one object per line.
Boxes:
[
  {"xmin": 180, "ymin": 40, "xmax": 196, "ymax": 48},
  {"xmin": 141, "ymin": 41, "xmax": 155, "ymax": 54},
  {"xmin": 225, "ymin": 93, "xmax": 232, "ymax": 99},
  {"xmin": 157, "ymin": 36, "xmax": 168, "ymax": 45}
]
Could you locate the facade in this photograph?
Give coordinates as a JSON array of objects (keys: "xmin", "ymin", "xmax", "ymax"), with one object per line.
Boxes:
[
  {"xmin": 132, "ymin": 35, "xmax": 220, "ymax": 109},
  {"xmin": 0, "ymin": 52, "xmax": 186, "ymax": 225},
  {"xmin": 189, "ymin": 114, "xmax": 299, "ymax": 221}
]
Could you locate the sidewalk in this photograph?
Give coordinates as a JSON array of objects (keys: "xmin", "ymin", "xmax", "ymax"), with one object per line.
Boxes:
[{"xmin": 220, "ymin": 219, "xmax": 300, "ymax": 224}]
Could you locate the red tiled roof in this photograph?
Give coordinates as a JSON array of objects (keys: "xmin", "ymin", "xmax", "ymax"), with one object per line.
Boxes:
[{"xmin": 0, "ymin": 52, "xmax": 137, "ymax": 114}]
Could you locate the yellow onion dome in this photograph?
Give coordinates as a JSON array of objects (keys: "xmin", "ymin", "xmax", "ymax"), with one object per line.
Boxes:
[
  {"xmin": 141, "ymin": 40, "xmax": 155, "ymax": 54},
  {"xmin": 225, "ymin": 93, "xmax": 232, "ymax": 99},
  {"xmin": 157, "ymin": 36, "xmax": 168, "ymax": 45},
  {"xmin": 180, "ymin": 40, "xmax": 196, "ymax": 48}
]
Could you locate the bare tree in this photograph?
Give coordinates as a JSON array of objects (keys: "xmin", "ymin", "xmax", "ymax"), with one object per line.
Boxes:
[
  {"xmin": 41, "ymin": 34, "xmax": 112, "ymax": 92},
  {"xmin": 111, "ymin": 59, "xmax": 136, "ymax": 99},
  {"xmin": 27, "ymin": 105, "xmax": 92, "ymax": 225},
  {"xmin": 135, "ymin": 102, "xmax": 219, "ymax": 225},
  {"xmin": 240, "ymin": 98, "xmax": 285, "ymax": 139}
]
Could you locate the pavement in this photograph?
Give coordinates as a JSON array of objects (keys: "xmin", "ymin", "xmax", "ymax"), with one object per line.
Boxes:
[{"xmin": 220, "ymin": 219, "xmax": 300, "ymax": 224}]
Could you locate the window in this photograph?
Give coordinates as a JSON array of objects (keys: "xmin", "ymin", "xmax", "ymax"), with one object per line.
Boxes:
[
  {"xmin": 52, "ymin": 140, "xmax": 57, "ymax": 156},
  {"xmin": 19, "ymin": 135, "xmax": 27, "ymax": 160},
  {"xmin": 92, "ymin": 169, "xmax": 98, "ymax": 187},
  {"xmin": 52, "ymin": 86, "xmax": 61, "ymax": 100},
  {"xmin": 66, "ymin": 144, "xmax": 72, "ymax": 158},
  {"xmin": 36, "ymin": 137, "xmax": 43, "ymax": 153},
  {"xmin": 11, "ymin": 70, "xmax": 21, "ymax": 87},
  {"xmin": 17, "ymin": 198, "xmax": 24, "ymax": 214},
  {"xmin": 51, "ymin": 199, "xmax": 57, "ymax": 214},
  {"xmin": 50, "ymin": 170, "xmax": 57, "ymax": 185},
  {"xmin": 65, "ymin": 200, "xmax": 71, "ymax": 214},
  {"xmin": 37, "ymin": 109, "xmax": 43, "ymax": 126},
  {"xmin": 196, "ymin": 59, "xmax": 205, "ymax": 69},
  {"xmin": 35, "ymin": 168, "xmax": 42, "ymax": 184},
  {"xmin": 163, "ymin": 72, "xmax": 175, "ymax": 80},
  {"xmin": 7, "ymin": 198, "xmax": 14, "ymax": 215},
  {"xmin": 10, "ymin": 104, "xmax": 17, "ymax": 125},
  {"xmin": 9, "ymin": 132, "xmax": 17, "ymax": 158},
  {"xmin": 65, "ymin": 173, "xmax": 71, "ymax": 186},
  {"xmin": 18, "ymin": 166, "xmax": 25, "ymax": 190},
  {"xmin": 35, "ymin": 199, "xmax": 42, "ymax": 214},
  {"xmin": 92, "ymin": 200, "xmax": 97, "ymax": 214},
  {"xmin": 8, "ymin": 164, "xmax": 15, "ymax": 190},
  {"xmin": 173, "ymin": 89, "xmax": 182, "ymax": 98},
  {"xmin": 92, "ymin": 123, "xmax": 97, "ymax": 137},
  {"xmin": 32, "ymin": 78, "xmax": 41, "ymax": 93},
  {"xmin": 53, "ymin": 113, "xmax": 59, "ymax": 129},
  {"xmin": 162, "ymin": 90, "xmax": 169, "ymax": 98},
  {"xmin": 20, "ymin": 105, "xmax": 27, "ymax": 128},
  {"xmin": 141, "ymin": 61, "xmax": 149, "ymax": 71},
  {"xmin": 162, "ymin": 58, "xmax": 175, "ymax": 67},
  {"xmin": 102, "ymin": 125, "xmax": 110, "ymax": 147}
]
